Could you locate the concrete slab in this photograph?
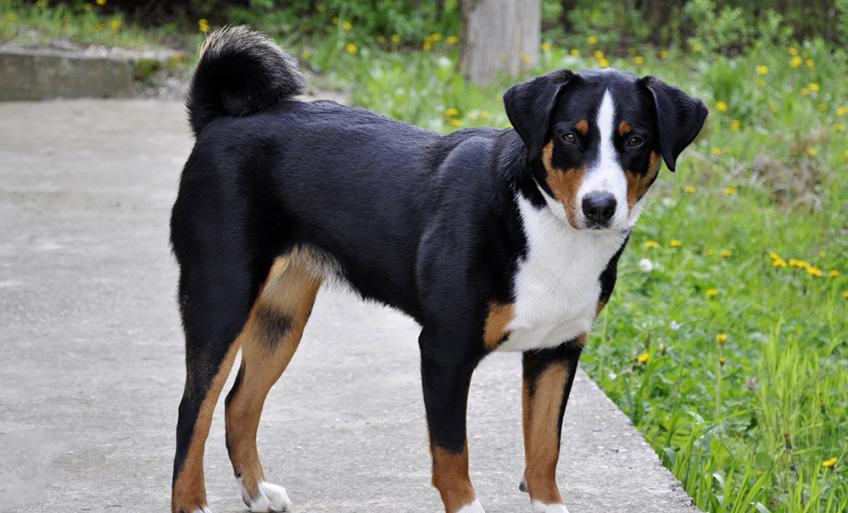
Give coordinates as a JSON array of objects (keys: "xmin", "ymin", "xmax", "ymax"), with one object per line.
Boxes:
[{"xmin": 0, "ymin": 99, "xmax": 700, "ymax": 513}]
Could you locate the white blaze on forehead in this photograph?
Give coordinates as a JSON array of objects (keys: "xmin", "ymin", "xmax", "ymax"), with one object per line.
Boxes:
[{"xmin": 577, "ymin": 89, "xmax": 629, "ymax": 229}]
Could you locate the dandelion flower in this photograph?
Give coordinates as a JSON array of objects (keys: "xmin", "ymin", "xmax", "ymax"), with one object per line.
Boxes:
[
  {"xmin": 830, "ymin": 270, "xmax": 840, "ymax": 278},
  {"xmin": 757, "ymin": 65, "xmax": 768, "ymax": 75},
  {"xmin": 345, "ymin": 43, "xmax": 358, "ymax": 54},
  {"xmin": 719, "ymin": 356, "xmax": 727, "ymax": 366},
  {"xmin": 480, "ymin": 111, "xmax": 490, "ymax": 120},
  {"xmin": 822, "ymin": 457, "xmax": 838, "ymax": 468},
  {"xmin": 96, "ymin": 0, "xmax": 106, "ymax": 5},
  {"xmin": 198, "ymin": 18, "xmax": 210, "ymax": 33},
  {"xmin": 801, "ymin": 87, "xmax": 810, "ymax": 96},
  {"xmin": 807, "ymin": 267, "xmax": 823, "ymax": 277},
  {"xmin": 706, "ymin": 288, "xmax": 719, "ymax": 298},
  {"xmin": 110, "ymin": 19, "xmax": 121, "ymax": 32},
  {"xmin": 633, "ymin": 55, "xmax": 644, "ymax": 65},
  {"xmin": 836, "ymin": 123, "xmax": 845, "ymax": 132},
  {"xmin": 587, "ymin": 35, "xmax": 598, "ymax": 45},
  {"xmin": 376, "ymin": 35, "xmax": 385, "ymax": 44},
  {"xmin": 730, "ymin": 119, "xmax": 740, "ymax": 131},
  {"xmin": 644, "ymin": 240, "xmax": 659, "ymax": 249},
  {"xmin": 789, "ymin": 47, "xmax": 798, "ymax": 55},
  {"xmin": 806, "ymin": 59, "xmax": 815, "ymax": 69},
  {"xmin": 598, "ymin": 58, "xmax": 609, "ymax": 68},
  {"xmin": 669, "ymin": 239, "xmax": 682, "ymax": 247},
  {"xmin": 594, "ymin": 50, "xmax": 605, "ymax": 60},
  {"xmin": 447, "ymin": 35, "xmax": 459, "ymax": 46},
  {"xmin": 724, "ymin": 186, "xmax": 737, "ymax": 196},
  {"xmin": 391, "ymin": 34, "xmax": 401, "ymax": 43},
  {"xmin": 521, "ymin": 53, "xmax": 532, "ymax": 64},
  {"xmin": 569, "ymin": 49, "xmax": 581, "ymax": 57},
  {"xmin": 711, "ymin": 147, "xmax": 722, "ymax": 156},
  {"xmin": 430, "ymin": 33, "xmax": 442, "ymax": 41},
  {"xmin": 541, "ymin": 42, "xmax": 551, "ymax": 52},
  {"xmin": 716, "ymin": 334, "xmax": 728, "ymax": 345},
  {"xmin": 445, "ymin": 107, "xmax": 459, "ymax": 118},
  {"xmin": 450, "ymin": 119, "xmax": 463, "ymax": 127},
  {"xmin": 768, "ymin": 251, "xmax": 782, "ymax": 260},
  {"xmin": 301, "ymin": 49, "xmax": 312, "ymax": 59},
  {"xmin": 638, "ymin": 258, "xmax": 654, "ymax": 272},
  {"xmin": 842, "ymin": 291, "xmax": 848, "ymax": 299},
  {"xmin": 715, "ymin": 100, "xmax": 728, "ymax": 112},
  {"xmin": 684, "ymin": 185, "xmax": 696, "ymax": 193},
  {"xmin": 807, "ymin": 147, "xmax": 818, "ymax": 157},
  {"xmin": 720, "ymin": 249, "xmax": 732, "ymax": 258},
  {"xmin": 658, "ymin": 50, "xmax": 669, "ymax": 59},
  {"xmin": 342, "ymin": 21, "xmax": 352, "ymax": 31},
  {"xmin": 790, "ymin": 56, "xmax": 802, "ymax": 68},
  {"xmin": 837, "ymin": 106, "xmax": 847, "ymax": 116},
  {"xmin": 772, "ymin": 258, "xmax": 788, "ymax": 268},
  {"xmin": 637, "ymin": 352, "xmax": 650, "ymax": 364}
]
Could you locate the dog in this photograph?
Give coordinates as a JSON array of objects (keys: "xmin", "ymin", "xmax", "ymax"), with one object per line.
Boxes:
[{"xmin": 170, "ymin": 26, "xmax": 707, "ymax": 513}]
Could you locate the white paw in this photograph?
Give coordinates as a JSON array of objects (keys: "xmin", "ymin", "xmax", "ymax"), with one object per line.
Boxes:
[
  {"xmin": 531, "ymin": 500, "xmax": 569, "ymax": 513},
  {"xmin": 239, "ymin": 478, "xmax": 293, "ymax": 512},
  {"xmin": 191, "ymin": 508, "xmax": 212, "ymax": 513},
  {"xmin": 456, "ymin": 499, "xmax": 486, "ymax": 513}
]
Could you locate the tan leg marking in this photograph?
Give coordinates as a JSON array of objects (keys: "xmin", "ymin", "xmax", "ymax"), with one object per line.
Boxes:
[
  {"xmin": 625, "ymin": 151, "xmax": 661, "ymax": 209},
  {"xmin": 522, "ymin": 362, "xmax": 568, "ymax": 505},
  {"xmin": 432, "ymin": 445, "xmax": 477, "ymax": 513},
  {"xmin": 172, "ymin": 342, "xmax": 241, "ymax": 513},
  {"xmin": 483, "ymin": 301, "xmax": 514, "ymax": 350},
  {"xmin": 225, "ymin": 250, "xmax": 322, "ymax": 500},
  {"xmin": 542, "ymin": 141, "xmax": 586, "ymax": 228}
]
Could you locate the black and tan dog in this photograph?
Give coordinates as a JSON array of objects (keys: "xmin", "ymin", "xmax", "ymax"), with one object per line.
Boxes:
[{"xmin": 170, "ymin": 26, "xmax": 707, "ymax": 513}]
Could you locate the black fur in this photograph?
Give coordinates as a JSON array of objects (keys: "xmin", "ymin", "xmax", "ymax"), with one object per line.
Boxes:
[{"xmin": 170, "ymin": 27, "xmax": 707, "ymax": 511}]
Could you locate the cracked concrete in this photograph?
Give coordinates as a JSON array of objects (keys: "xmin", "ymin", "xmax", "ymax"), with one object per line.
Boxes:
[{"xmin": 0, "ymin": 99, "xmax": 700, "ymax": 513}]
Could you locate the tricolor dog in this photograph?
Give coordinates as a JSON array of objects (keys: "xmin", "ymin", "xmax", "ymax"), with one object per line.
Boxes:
[{"xmin": 170, "ymin": 27, "xmax": 707, "ymax": 513}]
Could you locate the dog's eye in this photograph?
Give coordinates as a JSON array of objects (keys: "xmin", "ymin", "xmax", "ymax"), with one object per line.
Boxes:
[
  {"xmin": 626, "ymin": 135, "xmax": 645, "ymax": 149},
  {"xmin": 561, "ymin": 133, "xmax": 579, "ymax": 146}
]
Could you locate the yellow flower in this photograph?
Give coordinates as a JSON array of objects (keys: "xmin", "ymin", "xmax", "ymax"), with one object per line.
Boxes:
[
  {"xmin": 807, "ymin": 147, "xmax": 818, "ymax": 157},
  {"xmin": 480, "ymin": 111, "xmax": 490, "ymax": 120},
  {"xmin": 342, "ymin": 21, "xmax": 352, "ymax": 31},
  {"xmin": 829, "ymin": 270, "xmax": 839, "ymax": 278},
  {"xmin": 644, "ymin": 240, "xmax": 660, "ymax": 249},
  {"xmin": 445, "ymin": 107, "xmax": 459, "ymax": 118},
  {"xmin": 683, "ymin": 185, "xmax": 696, "ymax": 193},
  {"xmin": 837, "ymin": 106, "xmax": 848, "ymax": 116},
  {"xmin": 720, "ymin": 249, "xmax": 732, "ymax": 258},
  {"xmin": 430, "ymin": 33, "xmax": 441, "ymax": 41},
  {"xmin": 423, "ymin": 39, "xmax": 432, "ymax": 51},
  {"xmin": 637, "ymin": 352, "xmax": 650, "ymax": 364},
  {"xmin": 790, "ymin": 55, "xmax": 802, "ymax": 68},
  {"xmin": 96, "ymin": 0, "xmax": 106, "ymax": 5},
  {"xmin": 110, "ymin": 18, "xmax": 121, "ymax": 32},
  {"xmin": 843, "ymin": 291, "xmax": 848, "ymax": 299},
  {"xmin": 706, "ymin": 288, "xmax": 719, "ymax": 298},
  {"xmin": 719, "ymin": 356, "xmax": 727, "ymax": 366},
  {"xmin": 789, "ymin": 47, "xmax": 798, "ymax": 55},
  {"xmin": 724, "ymin": 186, "xmax": 737, "ymax": 196},
  {"xmin": 198, "ymin": 18, "xmax": 210, "ymax": 33},
  {"xmin": 447, "ymin": 35, "xmax": 459, "ymax": 46},
  {"xmin": 594, "ymin": 50, "xmax": 605, "ymax": 60},
  {"xmin": 801, "ymin": 87, "xmax": 810, "ymax": 96},
  {"xmin": 757, "ymin": 65, "xmax": 768, "ymax": 75},
  {"xmin": 670, "ymin": 239, "xmax": 683, "ymax": 248},
  {"xmin": 598, "ymin": 58, "xmax": 609, "ymax": 68},
  {"xmin": 541, "ymin": 42, "xmax": 551, "ymax": 52},
  {"xmin": 691, "ymin": 41, "xmax": 702, "ymax": 52},
  {"xmin": 808, "ymin": 82, "xmax": 820, "ymax": 92},
  {"xmin": 658, "ymin": 50, "xmax": 669, "ymax": 59},
  {"xmin": 806, "ymin": 58, "xmax": 815, "ymax": 69},
  {"xmin": 769, "ymin": 251, "xmax": 782, "ymax": 260},
  {"xmin": 391, "ymin": 34, "xmax": 401, "ymax": 43},
  {"xmin": 772, "ymin": 258, "xmax": 788, "ymax": 268},
  {"xmin": 822, "ymin": 457, "xmax": 838, "ymax": 468},
  {"xmin": 836, "ymin": 123, "xmax": 845, "ymax": 132},
  {"xmin": 345, "ymin": 43, "xmax": 358, "ymax": 54},
  {"xmin": 520, "ymin": 53, "xmax": 532, "ymax": 64},
  {"xmin": 715, "ymin": 100, "xmax": 728, "ymax": 112},
  {"xmin": 376, "ymin": 35, "xmax": 385, "ymax": 44},
  {"xmin": 450, "ymin": 119, "xmax": 462, "ymax": 127},
  {"xmin": 730, "ymin": 119, "xmax": 740, "ymax": 132},
  {"xmin": 587, "ymin": 35, "xmax": 598, "ymax": 45},
  {"xmin": 716, "ymin": 334, "xmax": 729, "ymax": 345},
  {"xmin": 807, "ymin": 267, "xmax": 823, "ymax": 277},
  {"xmin": 711, "ymin": 147, "xmax": 722, "ymax": 156},
  {"xmin": 301, "ymin": 49, "xmax": 312, "ymax": 59},
  {"xmin": 569, "ymin": 48, "xmax": 581, "ymax": 58},
  {"xmin": 633, "ymin": 55, "xmax": 644, "ymax": 65}
]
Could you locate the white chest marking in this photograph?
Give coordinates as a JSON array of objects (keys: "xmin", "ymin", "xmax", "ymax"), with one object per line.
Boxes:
[{"xmin": 498, "ymin": 195, "xmax": 626, "ymax": 352}]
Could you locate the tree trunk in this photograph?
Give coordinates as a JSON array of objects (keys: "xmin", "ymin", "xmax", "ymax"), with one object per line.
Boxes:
[{"xmin": 460, "ymin": 0, "xmax": 540, "ymax": 85}]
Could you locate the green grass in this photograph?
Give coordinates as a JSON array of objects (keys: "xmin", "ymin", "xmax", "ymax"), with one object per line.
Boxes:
[{"xmin": 4, "ymin": 3, "xmax": 846, "ymax": 511}]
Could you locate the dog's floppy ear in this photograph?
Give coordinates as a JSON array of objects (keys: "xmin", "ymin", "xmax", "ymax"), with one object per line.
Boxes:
[
  {"xmin": 504, "ymin": 69, "xmax": 574, "ymax": 162},
  {"xmin": 640, "ymin": 76, "xmax": 708, "ymax": 172}
]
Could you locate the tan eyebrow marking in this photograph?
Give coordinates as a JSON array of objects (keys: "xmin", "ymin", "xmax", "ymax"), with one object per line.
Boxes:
[
  {"xmin": 618, "ymin": 121, "xmax": 632, "ymax": 136},
  {"xmin": 575, "ymin": 119, "xmax": 589, "ymax": 136}
]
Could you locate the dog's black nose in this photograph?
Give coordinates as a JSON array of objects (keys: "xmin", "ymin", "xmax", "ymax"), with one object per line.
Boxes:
[{"xmin": 582, "ymin": 192, "xmax": 617, "ymax": 226}]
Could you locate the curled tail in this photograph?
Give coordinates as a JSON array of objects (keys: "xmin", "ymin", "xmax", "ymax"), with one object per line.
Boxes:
[{"xmin": 186, "ymin": 26, "xmax": 305, "ymax": 136}]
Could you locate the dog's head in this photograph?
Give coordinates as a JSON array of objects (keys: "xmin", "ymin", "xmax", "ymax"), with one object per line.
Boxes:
[{"xmin": 504, "ymin": 68, "xmax": 707, "ymax": 231}]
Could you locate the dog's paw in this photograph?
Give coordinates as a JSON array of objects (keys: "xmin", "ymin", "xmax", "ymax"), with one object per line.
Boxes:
[
  {"xmin": 239, "ymin": 479, "xmax": 293, "ymax": 512},
  {"xmin": 457, "ymin": 499, "xmax": 486, "ymax": 513},
  {"xmin": 190, "ymin": 508, "xmax": 212, "ymax": 513},
  {"xmin": 531, "ymin": 501, "xmax": 569, "ymax": 513}
]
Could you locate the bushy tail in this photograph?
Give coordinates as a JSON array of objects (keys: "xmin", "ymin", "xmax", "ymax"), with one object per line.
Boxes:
[{"xmin": 186, "ymin": 26, "xmax": 305, "ymax": 136}]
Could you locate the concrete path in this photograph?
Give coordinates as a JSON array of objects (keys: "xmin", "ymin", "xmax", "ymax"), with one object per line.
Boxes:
[{"xmin": 0, "ymin": 100, "xmax": 700, "ymax": 513}]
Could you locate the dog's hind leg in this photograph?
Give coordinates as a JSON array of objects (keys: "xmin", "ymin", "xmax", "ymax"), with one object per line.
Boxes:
[
  {"xmin": 170, "ymin": 229, "xmax": 274, "ymax": 513},
  {"xmin": 224, "ymin": 250, "xmax": 322, "ymax": 512}
]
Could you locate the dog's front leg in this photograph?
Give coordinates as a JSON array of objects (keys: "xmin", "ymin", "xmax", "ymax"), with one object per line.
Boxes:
[
  {"xmin": 520, "ymin": 337, "xmax": 584, "ymax": 513},
  {"xmin": 420, "ymin": 329, "xmax": 484, "ymax": 513}
]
